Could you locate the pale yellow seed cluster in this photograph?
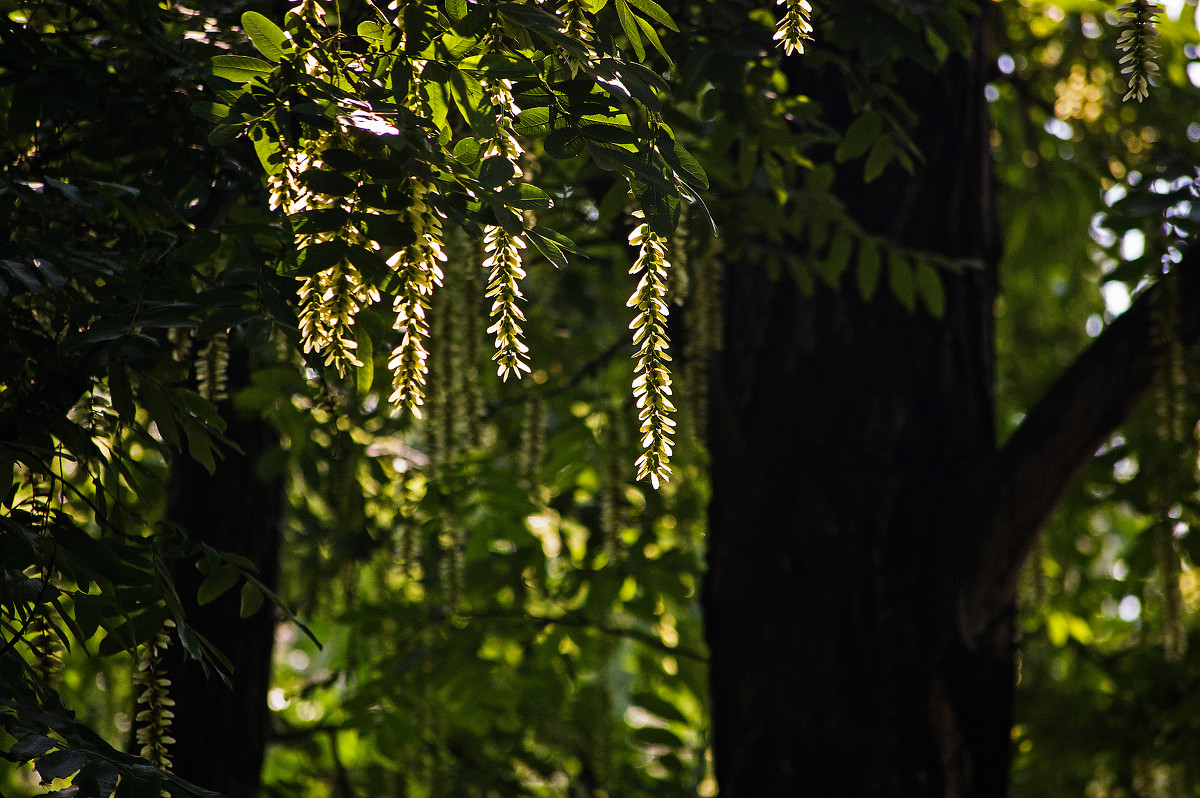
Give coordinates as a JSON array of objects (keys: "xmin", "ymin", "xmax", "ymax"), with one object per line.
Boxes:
[
  {"xmin": 197, "ymin": 332, "xmax": 229, "ymax": 403},
  {"xmin": 387, "ymin": 180, "xmax": 447, "ymax": 416},
  {"xmin": 481, "ymin": 78, "xmax": 532, "ymax": 381},
  {"xmin": 774, "ymin": 0, "xmax": 814, "ymax": 56},
  {"xmin": 627, "ymin": 214, "xmax": 675, "ymax": 488},
  {"xmin": 134, "ymin": 621, "xmax": 176, "ymax": 771},
  {"xmin": 269, "ymin": 117, "xmax": 379, "ymax": 376},
  {"xmin": 556, "ymin": 0, "xmax": 596, "ymax": 46},
  {"xmin": 1117, "ymin": 0, "xmax": 1161, "ymax": 102},
  {"xmin": 484, "ymin": 226, "xmax": 531, "ymax": 380},
  {"xmin": 484, "ymin": 79, "xmax": 524, "ymax": 170}
]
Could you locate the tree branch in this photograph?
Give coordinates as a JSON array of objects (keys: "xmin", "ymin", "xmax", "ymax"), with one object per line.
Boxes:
[{"xmin": 958, "ymin": 247, "xmax": 1200, "ymax": 642}]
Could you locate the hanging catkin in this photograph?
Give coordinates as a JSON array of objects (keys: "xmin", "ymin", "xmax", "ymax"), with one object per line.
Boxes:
[
  {"xmin": 197, "ymin": 333, "xmax": 229, "ymax": 403},
  {"xmin": 134, "ymin": 619, "xmax": 177, "ymax": 770}
]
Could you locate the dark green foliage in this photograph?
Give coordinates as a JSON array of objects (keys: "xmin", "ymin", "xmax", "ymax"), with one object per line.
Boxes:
[{"xmin": 4, "ymin": 0, "xmax": 1200, "ymax": 796}]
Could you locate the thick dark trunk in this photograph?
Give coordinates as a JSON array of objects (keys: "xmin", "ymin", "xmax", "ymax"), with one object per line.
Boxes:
[
  {"xmin": 161, "ymin": 351, "xmax": 282, "ymax": 798},
  {"xmin": 703, "ymin": 9, "xmax": 1008, "ymax": 796}
]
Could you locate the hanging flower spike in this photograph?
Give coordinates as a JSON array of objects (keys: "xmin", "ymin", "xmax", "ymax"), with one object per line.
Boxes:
[
  {"xmin": 1117, "ymin": 0, "xmax": 1161, "ymax": 102},
  {"xmin": 557, "ymin": 0, "xmax": 597, "ymax": 46},
  {"xmin": 387, "ymin": 181, "xmax": 447, "ymax": 416},
  {"xmin": 197, "ymin": 333, "xmax": 229, "ymax": 403},
  {"xmin": 484, "ymin": 226, "xmax": 531, "ymax": 381},
  {"xmin": 483, "ymin": 79, "xmax": 523, "ymax": 171},
  {"xmin": 774, "ymin": 0, "xmax": 814, "ymax": 57},
  {"xmin": 480, "ymin": 76, "xmax": 531, "ymax": 382},
  {"xmin": 270, "ymin": 95, "xmax": 380, "ymax": 377},
  {"xmin": 134, "ymin": 620, "xmax": 176, "ymax": 771},
  {"xmin": 627, "ymin": 213, "xmax": 675, "ymax": 488}
]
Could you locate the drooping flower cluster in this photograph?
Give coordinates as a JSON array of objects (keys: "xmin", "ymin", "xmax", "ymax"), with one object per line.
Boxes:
[
  {"xmin": 387, "ymin": 180, "xmax": 447, "ymax": 416},
  {"xmin": 483, "ymin": 226, "xmax": 531, "ymax": 381},
  {"xmin": 268, "ymin": 79, "xmax": 379, "ymax": 376},
  {"xmin": 134, "ymin": 620, "xmax": 176, "ymax": 771},
  {"xmin": 1117, "ymin": 0, "xmax": 1161, "ymax": 102},
  {"xmin": 627, "ymin": 213, "xmax": 675, "ymax": 488},
  {"xmin": 484, "ymin": 79, "xmax": 524, "ymax": 171},
  {"xmin": 480, "ymin": 78, "xmax": 532, "ymax": 382},
  {"xmin": 774, "ymin": 0, "xmax": 814, "ymax": 56},
  {"xmin": 556, "ymin": 0, "xmax": 596, "ymax": 46},
  {"xmin": 197, "ymin": 332, "xmax": 229, "ymax": 403}
]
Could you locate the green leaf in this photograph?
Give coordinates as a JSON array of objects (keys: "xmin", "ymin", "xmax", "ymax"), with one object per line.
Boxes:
[
  {"xmin": 356, "ymin": 328, "xmax": 375, "ymax": 402},
  {"xmin": 863, "ymin": 136, "xmax": 896, "ymax": 183},
  {"xmin": 141, "ymin": 383, "xmax": 180, "ymax": 449},
  {"xmin": 916, "ymin": 260, "xmax": 946, "ymax": 318},
  {"xmin": 10, "ymin": 734, "xmax": 57, "ymax": 760},
  {"xmin": 364, "ymin": 158, "xmax": 408, "ymax": 182},
  {"xmin": 242, "ymin": 11, "xmax": 288, "ymax": 62},
  {"xmin": 446, "ymin": 0, "xmax": 468, "ymax": 19},
  {"xmin": 346, "ymin": 245, "xmax": 394, "ymax": 287},
  {"xmin": 291, "ymin": 241, "xmax": 349, "ymax": 276},
  {"xmin": 294, "ymin": 207, "xmax": 351, "ymax": 235},
  {"xmin": 97, "ymin": 606, "xmax": 170, "ymax": 656},
  {"xmin": 449, "ymin": 68, "xmax": 492, "ymax": 134},
  {"xmin": 35, "ymin": 748, "xmax": 87, "ymax": 782},
  {"xmin": 544, "ymin": 127, "xmax": 585, "ymax": 158},
  {"xmin": 835, "ymin": 112, "xmax": 883, "ymax": 163},
  {"xmin": 191, "ymin": 101, "xmax": 232, "ymax": 123},
  {"xmin": 632, "ymin": 175, "xmax": 680, "ymax": 237},
  {"xmin": 176, "ymin": 621, "xmax": 204, "ymax": 661},
  {"xmin": 356, "ymin": 213, "xmax": 417, "ymax": 247},
  {"xmin": 821, "ymin": 227, "xmax": 854, "ymax": 288},
  {"xmin": 208, "ymin": 55, "xmax": 273, "ymax": 84},
  {"xmin": 856, "ymin": 240, "xmax": 882, "ymax": 301},
  {"xmin": 182, "ymin": 416, "xmax": 217, "ymax": 474},
  {"xmin": 887, "ymin": 251, "xmax": 915, "ymax": 311},
  {"xmin": 207, "ymin": 124, "xmax": 241, "ymax": 147},
  {"xmin": 480, "ymin": 156, "xmax": 516, "ymax": 189},
  {"xmin": 625, "ymin": 0, "xmax": 679, "ymax": 31},
  {"xmin": 358, "ymin": 20, "xmax": 387, "ymax": 43},
  {"xmin": 527, "ymin": 226, "xmax": 576, "ymax": 267},
  {"xmin": 615, "ymin": 0, "xmax": 646, "ymax": 61},
  {"xmin": 301, "ymin": 169, "xmax": 358, "ymax": 197},
  {"xmin": 392, "ymin": 59, "xmax": 413, "ymax": 104},
  {"xmin": 634, "ymin": 15, "xmax": 670, "ymax": 63},
  {"xmin": 667, "ymin": 138, "xmax": 708, "ymax": 189},
  {"xmin": 470, "ymin": 53, "xmax": 541, "ymax": 80},
  {"xmin": 252, "ymin": 129, "xmax": 284, "ymax": 175},
  {"xmin": 581, "ymin": 123, "xmax": 637, "ymax": 145},
  {"xmin": 453, "ymin": 137, "xmax": 481, "ymax": 164},
  {"xmin": 497, "ymin": 183, "xmax": 553, "ymax": 210},
  {"xmin": 321, "ymin": 148, "xmax": 363, "ymax": 172},
  {"xmin": 513, "ymin": 106, "xmax": 552, "ymax": 137},
  {"xmin": 239, "ymin": 581, "xmax": 265, "ymax": 618},
  {"xmin": 197, "ymin": 564, "xmax": 241, "ymax": 606},
  {"xmin": 108, "ymin": 360, "xmax": 136, "ymax": 424}
]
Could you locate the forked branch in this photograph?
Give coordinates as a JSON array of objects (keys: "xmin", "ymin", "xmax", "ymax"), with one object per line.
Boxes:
[{"xmin": 959, "ymin": 247, "xmax": 1200, "ymax": 641}]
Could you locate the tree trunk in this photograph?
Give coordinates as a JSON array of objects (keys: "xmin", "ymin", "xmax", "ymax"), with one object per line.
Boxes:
[
  {"xmin": 701, "ymin": 5, "xmax": 1200, "ymax": 794},
  {"xmin": 161, "ymin": 350, "xmax": 282, "ymax": 798},
  {"xmin": 703, "ymin": 9, "xmax": 1011, "ymax": 796}
]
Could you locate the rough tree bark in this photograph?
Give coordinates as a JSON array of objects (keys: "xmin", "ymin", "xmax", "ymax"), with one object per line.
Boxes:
[
  {"xmin": 702, "ymin": 6, "xmax": 1200, "ymax": 797},
  {"xmin": 161, "ymin": 350, "xmax": 282, "ymax": 798}
]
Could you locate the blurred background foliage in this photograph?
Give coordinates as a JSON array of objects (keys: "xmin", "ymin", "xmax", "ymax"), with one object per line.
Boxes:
[{"xmin": 3, "ymin": 0, "xmax": 1200, "ymax": 796}]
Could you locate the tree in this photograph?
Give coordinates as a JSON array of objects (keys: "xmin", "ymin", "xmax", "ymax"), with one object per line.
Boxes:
[{"xmin": 4, "ymin": 1, "xmax": 1200, "ymax": 798}]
